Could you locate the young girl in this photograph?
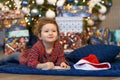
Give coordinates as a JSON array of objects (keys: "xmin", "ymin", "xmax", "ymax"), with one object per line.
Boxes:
[{"xmin": 0, "ymin": 18, "xmax": 70, "ymax": 70}]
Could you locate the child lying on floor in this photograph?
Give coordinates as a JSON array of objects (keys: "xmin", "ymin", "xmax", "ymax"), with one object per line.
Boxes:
[{"xmin": 0, "ymin": 18, "xmax": 70, "ymax": 70}]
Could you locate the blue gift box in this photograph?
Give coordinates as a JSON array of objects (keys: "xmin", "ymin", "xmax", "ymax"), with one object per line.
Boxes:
[{"xmin": 112, "ymin": 30, "xmax": 120, "ymax": 42}]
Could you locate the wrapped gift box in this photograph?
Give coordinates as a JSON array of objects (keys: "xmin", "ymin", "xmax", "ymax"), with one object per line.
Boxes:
[
  {"xmin": 89, "ymin": 28, "xmax": 112, "ymax": 45},
  {"xmin": 56, "ymin": 17, "xmax": 84, "ymax": 52},
  {"xmin": 0, "ymin": 10, "xmax": 29, "ymax": 55},
  {"xmin": 112, "ymin": 30, "xmax": 120, "ymax": 42},
  {"xmin": 4, "ymin": 26, "xmax": 29, "ymax": 55},
  {"xmin": 111, "ymin": 30, "xmax": 120, "ymax": 46},
  {"xmin": 3, "ymin": 18, "xmax": 29, "ymax": 55}
]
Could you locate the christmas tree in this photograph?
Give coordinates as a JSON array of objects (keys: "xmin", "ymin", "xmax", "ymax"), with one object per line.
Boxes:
[{"xmin": 0, "ymin": 0, "xmax": 112, "ymax": 29}]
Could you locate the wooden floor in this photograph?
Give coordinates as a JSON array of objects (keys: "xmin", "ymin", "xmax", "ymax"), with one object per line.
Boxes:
[
  {"xmin": 0, "ymin": 73, "xmax": 120, "ymax": 80},
  {"xmin": 0, "ymin": 50, "xmax": 120, "ymax": 80}
]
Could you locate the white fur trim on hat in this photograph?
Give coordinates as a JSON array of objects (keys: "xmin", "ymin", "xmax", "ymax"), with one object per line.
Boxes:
[{"xmin": 74, "ymin": 59, "xmax": 111, "ymax": 70}]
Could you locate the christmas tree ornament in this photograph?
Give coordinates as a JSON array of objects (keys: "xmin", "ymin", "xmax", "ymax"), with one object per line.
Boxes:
[
  {"xmin": 22, "ymin": 7, "xmax": 30, "ymax": 15},
  {"xmin": 56, "ymin": 0, "xmax": 65, "ymax": 7},
  {"xmin": 108, "ymin": 2, "xmax": 112, "ymax": 7},
  {"xmin": 95, "ymin": 0, "xmax": 101, "ymax": 3},
  {"xmin": 88, "ymin": 0, "xmax": 101, "ymax": 13},
  {"xmin": 74, "ymin": 0, "xmax": 78, "ymax": 4},
  {"xmin": 59, "ymin": 0, "xmax": 66, "ymax": 3},
  {"xmin": 104, "ymin": 0, "xmax": 112, "ymax": 7},
  {"xmin": 31, "ymin": 8, "xmax": 39, "ymax": 16},
  {"xmin": 36, "ymin": 0, "xmax": 44, "ymax": 5},
  {"xmin": 67, "ymin": 0, "xmax": 74, "ymax": 3},
  {"xmin": 98, "ymin": 5, "xmax": 107, "ymax": 14},
  {"xmin": 47, "ymin": 0, "xmax": 57, "ymax": 5},
  {"xmin": 2, "ymin": 6, "xmax": 9, "ymax": 11},
  {"xmin": 87, "ymin": 19, "xmax": 94, "ymax": 26},
  {"xmin": 22, "ymin": 0, "xmax": 28, "ymax": 7},
  {"xmin": 45, "ymin": 9, "xmax": 56, "ymax": 18},
  {"xmin": 14, "ymin": 0, "xmax": 22, "ymax": 9},
  {"xmin": 98, "ymin": 14, "xmax": 106, "ymax": 21},
  {"xmin": 0, "ymin": 3, "xmax": 3, "ymax": 8}
]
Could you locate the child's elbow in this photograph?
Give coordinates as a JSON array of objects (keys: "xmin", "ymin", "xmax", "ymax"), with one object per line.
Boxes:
[{"xmin": 27, "ymin": 62, "xmax": 38, "ymax": 68}]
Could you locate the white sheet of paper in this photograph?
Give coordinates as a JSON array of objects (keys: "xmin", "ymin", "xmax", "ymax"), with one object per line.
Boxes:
[
  {"xmin": 41, "ymin": 66, "xmax": 70, "ymax": 70},
  {"xmin": 53, "ymin": 66, "xmax": 70, "ymax": 70}
]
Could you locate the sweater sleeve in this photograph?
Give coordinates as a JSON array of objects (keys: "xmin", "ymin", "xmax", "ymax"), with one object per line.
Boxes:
[
  {"xmin": 26, "ymin": 42, "xmax": 41, "ymax": 68},
  {"xmin": 55, "ymin": 50, "xmax": 65, "ymax": 66},
  {"xmin": 27, "ymin": 47, "xmax": 40, "ymax": 68},
  {"xmin": 19, "ymin": 48, "xmax": 31, "ymax": 65},
  {"xmin": 55, "ymin": 46, "xmax": 68, "ymax": 66}
]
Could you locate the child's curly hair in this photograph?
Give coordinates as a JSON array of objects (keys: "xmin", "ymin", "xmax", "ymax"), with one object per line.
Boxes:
[{"xmin": 34, "ymin": 18, "xmax": 60, "ymax": 37}]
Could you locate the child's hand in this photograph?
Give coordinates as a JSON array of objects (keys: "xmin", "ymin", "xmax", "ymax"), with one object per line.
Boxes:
[
  {"xmin": 45, "ymin": 62, "xmax": 55, "ymax": 69},
  {"xmin": 60, "ymin": 62, "xmax": 70, "ymax": 69},
  {"xmin": 37, "ymin": 62, "xmax": 55, "ymax": 70}
]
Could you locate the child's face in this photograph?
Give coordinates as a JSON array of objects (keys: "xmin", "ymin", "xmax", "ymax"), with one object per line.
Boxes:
[{"xmin": 39, "ymin": 23, "xmax": 58, "ymax": 43}]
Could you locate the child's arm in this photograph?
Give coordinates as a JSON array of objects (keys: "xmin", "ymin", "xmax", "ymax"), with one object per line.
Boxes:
[
  {"xmin": 55, "ymin": 47, "xmax": 70, "ymax": 67},
  {"xmin": 26, "ymin": 48, "xmax": 40, "ymax": 68},
  {"xmin": 27, "ymin": 49, "xmax": 55, "ymax": 69},
  {"xmin": 26, "ymin": 41, "xmax": 42, "ymax": 68}
]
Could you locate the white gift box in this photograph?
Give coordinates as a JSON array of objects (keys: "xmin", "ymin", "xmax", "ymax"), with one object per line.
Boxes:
[
  {"xmin": 56, "ymin": 17, "xmax": 84, "ymax": 51},
  {"xmin": 56, "ymin": 17, "xmax": 83, "ymax": 32}
]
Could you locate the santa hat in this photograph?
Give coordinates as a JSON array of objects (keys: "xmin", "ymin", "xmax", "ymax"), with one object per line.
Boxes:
[{"xmin": 74, "ymin": 54, "xmax": 111, "ymax": 70}]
